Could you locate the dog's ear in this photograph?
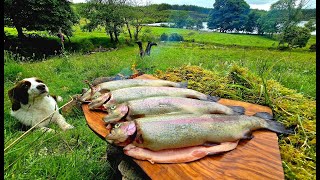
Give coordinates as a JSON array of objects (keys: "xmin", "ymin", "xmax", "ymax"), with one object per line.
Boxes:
[
  {"xmin": 8, "ymin": 81, "xmax": 30, "ymax": 110},
  {"xmin": 8, "ymin": 87, "xmax": 22, "ymax": 111}
]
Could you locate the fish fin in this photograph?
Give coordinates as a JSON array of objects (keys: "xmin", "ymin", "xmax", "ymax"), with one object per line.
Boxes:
[
  {"xmin": 242, "ymin": 132, "xmax": 254, "ymax": 140},
  {"xmin": 191, "ymin": 150, "xmax": 208, "ymax": 158},
  {"xmin": 178, "ymin": 81, "xmax": 188, "ymax": 88},
  {"xmin": 265, "ymin": 119, "xmax": 294, "ymax": 135},
  {"xmin": 203, "ymin": 142, "xmax": 220, "ymax": 146},
  {"xmin": 254, "ymin": 112, "xmax": 274, "ymax": 120},
  {"xmin": 206, "ymin": 95, "xmax": 221, "ymax": 102},
  {"xmin": 228, "ymin": 106, "xmax": 245, "ymax": 115}
]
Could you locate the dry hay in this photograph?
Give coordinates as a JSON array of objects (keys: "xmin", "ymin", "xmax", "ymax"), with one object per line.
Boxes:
[{"xmin": 155, "ymin": 65, "xmax": 316, "ymax": 180}]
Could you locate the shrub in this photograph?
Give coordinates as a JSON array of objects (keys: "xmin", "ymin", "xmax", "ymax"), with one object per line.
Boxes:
[
  {"xmin": 75, "ymin": 39, "xmax": 95, "ymax": 52},
  {"xmin": 309, "ymin": 43, "xmax": 316, "ymax": 52},
  {"xmin": 168, "ymin": 33, "xmax": 184, "ymax": 41},
  {"xmin": 280, "ymin": 26, "xmax": 311, "ymax": 48},
  {"xmin": 160, "ymin": 33, "xmax": 168, "ymax": 41}
]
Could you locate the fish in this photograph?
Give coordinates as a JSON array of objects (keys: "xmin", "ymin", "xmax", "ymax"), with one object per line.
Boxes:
[
  {"xmin": 103, "ymin": 96, "xmax": 244, "ymax": 123},
  {"xmin": 88, "ymin": 86, "xmax": 220, "ymax": 110},
  {"xmin": 79, "ymin": 79, "xmax": 188, "ymax": 102},
  {"xmin": 106, "ymin": 114, "xmax": 292, "ymax": 151},
  {"xmin": 123, "ymin": 141, "xmax": 239, "ymax": 164}
]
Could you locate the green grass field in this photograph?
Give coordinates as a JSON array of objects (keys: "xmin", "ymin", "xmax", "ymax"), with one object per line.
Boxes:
[{"xmin": 4, "ymin": 24, "xmax": 316, "ymax": 179}]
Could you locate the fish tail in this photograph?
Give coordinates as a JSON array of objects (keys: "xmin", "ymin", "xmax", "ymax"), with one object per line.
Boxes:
[
  {"xmin": 253, "ymin": 112, "xmax": 293, "ymax": 134},
  {"xmin": 253, "ymin": 112, "xmax": 273, "ymax": 120},
  {"xmin": 265, "ymin": 119, "xmax": 294, "ymax": 135},
  {"xmin": 228, "ymin": 106, "xmax": 245, "ymax": 115},
  {"xmin": 178, "ymin": 81, "xmax": 188, "ymax": 88}
]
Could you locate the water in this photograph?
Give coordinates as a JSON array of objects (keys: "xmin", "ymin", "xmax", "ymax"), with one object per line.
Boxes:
[{"xmin": 144, "ymin": 21, "xmax": 316, "ymax": 35}]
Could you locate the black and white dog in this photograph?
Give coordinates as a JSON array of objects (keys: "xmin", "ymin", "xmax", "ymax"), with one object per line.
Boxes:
[{"xmin": 8, "ymin": 77, "xmax": 74, "ymax": 132}]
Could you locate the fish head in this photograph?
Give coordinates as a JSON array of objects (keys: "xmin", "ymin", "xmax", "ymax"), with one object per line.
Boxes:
[
  {"xmin": 106, "ymin": 121, "xmax": 136, "ymax": 143},
  {"xmin": 103, "ymin": 103, "xmax": 129, "ymax": 123},
  {"xmin": 79, "ymin": 85, "xmax": 101, "ymax": 102},
  {"xmin": 88, "ymin": 93, "xmax": 111, "ymax": 110}
]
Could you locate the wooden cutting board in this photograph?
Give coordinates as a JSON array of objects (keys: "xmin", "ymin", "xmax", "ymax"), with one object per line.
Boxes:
[{"xmin": 82, "ymin": 74, "xmax": 284, "ymax": 179}]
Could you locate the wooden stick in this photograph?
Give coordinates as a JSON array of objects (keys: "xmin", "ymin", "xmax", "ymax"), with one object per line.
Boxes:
[{"xmin": 4, "ymin": 96, "xmax": 75, "ymax": 152}]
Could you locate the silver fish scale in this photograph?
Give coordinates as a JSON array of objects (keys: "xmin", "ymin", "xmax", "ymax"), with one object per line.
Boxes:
[{"xmin": 134, "ymin": 114, "xmax": 267, "ymax": 151}]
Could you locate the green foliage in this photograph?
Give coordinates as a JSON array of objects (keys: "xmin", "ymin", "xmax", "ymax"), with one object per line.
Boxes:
[
  {"xmin": 208, "ymin": 0, "xmax": 250, "ymax": 32},
  {"xmin": 4, "ymin": 0, "xmax": 79, "ymax": 38},
  {"xmin": 304, "ymin": 19, "xmax": 316, "ymax": 32},
  {"xmin": 309, "ymin": 44, "xmax": 316, "ymax": 52},
  {"xmin": 170, "ymin": 11, "xmax": 189, "ymax": 28},
  {"xmin": 280, "ymin": 26, "xmax": 311, "ymax": 48},
  {"xmin": 244, "ymin": 10, "xmax": 261, "ymax": 33},
  {"xmin": 168, "ymin": 33, "xmax": 184, "ymax": 41},
  {"xmin": 300, "ymin": 8, "xmax": 316, "ymax": 21},
  {"xmin": 160, "ymin": 33, "xmax": 169, "ymax": 41}
]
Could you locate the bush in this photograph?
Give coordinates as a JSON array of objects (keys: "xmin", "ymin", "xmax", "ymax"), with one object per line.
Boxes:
[
  {"xmin": 309, "ymin": 43, "xmax": 316, "ymax": 52},
  {"xmin": 141, "ymin": 28, "xmax": 156, "ymax": 42},
  {"xmin": 280, "ymin": 26, "xmax": 311, "ymax": 48},
  {"xmin": 74, "ymin": 39, "xmax": 95, "ymax": 53},
  {"xmin": 160, "ymin": 33, "xmax": 168, "ymax": 41},
  {"xmin": 168, "ymin": 33, "xmax": 184, "ymax": 41}
]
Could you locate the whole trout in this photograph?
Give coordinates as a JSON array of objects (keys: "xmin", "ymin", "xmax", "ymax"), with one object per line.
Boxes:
[
  {"xmin": 103, "ymin": 96, "xmax": 244, "ymax": 123},
  {"xmin": 88, "ymin": 86, "xmax": 219, "ymax": 110},
  {"xmin": 79, "ymin": 79, "xmax": 187, "ymax": 102},
  {"xmin": 106, "ymin": 114, "xmax": 292, "ymax": 151}
]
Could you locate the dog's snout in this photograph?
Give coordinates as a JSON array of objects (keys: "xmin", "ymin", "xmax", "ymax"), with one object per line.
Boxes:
[{"xmin": 36, "ymin": 84, "xmax": 46, "ymax": 90}]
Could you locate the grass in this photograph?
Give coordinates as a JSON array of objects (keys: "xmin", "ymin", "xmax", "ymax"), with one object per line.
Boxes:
[{"xmin": 4, "ymin": 24, "xmax": 316, "ymax": 179}]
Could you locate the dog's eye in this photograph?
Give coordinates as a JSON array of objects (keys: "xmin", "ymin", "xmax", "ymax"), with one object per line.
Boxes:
[{"xmin": 23, "ymin": 84, "xmax": 29, "ymax": 89}]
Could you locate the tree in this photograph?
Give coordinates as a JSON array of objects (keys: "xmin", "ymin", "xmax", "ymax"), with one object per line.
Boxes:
[
  {"xmin": 80, "ymin": 0, "xmax": 126, "ymax": 43},
  {"xmin": 4, "ymin": 0, "xmax": 79, "ymax": 39},
  {"xmin": 170, "ymin": 11, "xmax": 188, "ymax": 28},
  {"xmin": 257, "ymin": 11, "xmax": 281, "ymax": 36},
  {"xmin": 244, "ymin": 10, "xmax": 261, "ymax": 33},
  {"xmin": 269, "ymin": 0, "xmax": 310, "ymax": 48},
  {"xmin": 208, "ymin": 0, "xmax": 250, "ymax": 32},
  {"xmin": 304, "ymin": 19, "xmax": 316, "ymax": 32},
  {"xmin": 279, "ymin": 26, "xmax": 311, "ymax": 48}
]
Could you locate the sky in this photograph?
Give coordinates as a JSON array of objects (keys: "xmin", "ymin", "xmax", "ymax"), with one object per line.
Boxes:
[{"xmin": 71, "ymin": 0, "xmax": 316, "ymax": 10}]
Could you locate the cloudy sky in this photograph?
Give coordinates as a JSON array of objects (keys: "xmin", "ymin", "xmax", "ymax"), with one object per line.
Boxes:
[{"xmin": 72, "ymin": 0, "xmax": 316, "ymax": 10}]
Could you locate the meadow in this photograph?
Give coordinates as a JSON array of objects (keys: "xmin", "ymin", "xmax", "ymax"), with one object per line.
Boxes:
[{"xmin": 4, "ymin": 24, "xmax": 316, "ymax": 179}]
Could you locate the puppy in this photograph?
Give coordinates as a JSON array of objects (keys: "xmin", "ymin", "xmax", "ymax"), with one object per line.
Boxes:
[{"xmin": 8, "ymin": 77, "xmax": 74, "ymax": 132}]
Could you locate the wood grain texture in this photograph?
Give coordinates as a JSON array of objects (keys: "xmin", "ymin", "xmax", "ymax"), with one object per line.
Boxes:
[{"xmin": 82, "ymin": 74, "xmax": 284, "ymax": 180}]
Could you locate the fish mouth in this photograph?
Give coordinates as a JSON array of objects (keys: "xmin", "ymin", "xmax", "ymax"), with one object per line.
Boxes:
[
  {"xmin": 103, "ymin": 104, "xmax": 129, "ymax": 123},
  {"xmin": 88, "ymin": 93, "xmax": 111, "ymax": 110}
]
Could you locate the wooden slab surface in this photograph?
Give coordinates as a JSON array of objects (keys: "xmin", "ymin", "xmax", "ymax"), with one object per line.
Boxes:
[{"xmin": 82, "ymin": 74, "xmax": 284, "ymax": 179}]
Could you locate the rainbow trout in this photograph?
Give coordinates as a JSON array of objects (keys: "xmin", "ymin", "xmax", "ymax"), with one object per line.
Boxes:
[
  {"xmin": 106, "ymin": 114, "xmax": 292, "ymax": 151},
  {"xmin": 103, "ymin": 96, "xmax": 244, "ymax": 123},
  {"xmin": 88, "ymin": 86, "xmax": 219, "ymax": 110},
  {"xmin": 79, "ymin": 79, "xmax": 187, "ymax": 102}
]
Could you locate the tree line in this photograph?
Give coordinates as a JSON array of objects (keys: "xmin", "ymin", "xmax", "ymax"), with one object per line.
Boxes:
[
  {"xmin": 207, "ymin": 0, "xmax": 316, "ymax": 48},
  {"xmin": 4, "ymin": 0, "xmax": 316, "ymax": 49}
]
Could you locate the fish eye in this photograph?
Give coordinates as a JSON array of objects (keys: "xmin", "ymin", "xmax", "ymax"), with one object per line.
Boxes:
[
  {"xmin": 114, "ymin": 123, "xmax": 121, "ymax": 128},
  {"xmin": 110, "ymin": 105, "xmax": 116, "ymax": 110}
]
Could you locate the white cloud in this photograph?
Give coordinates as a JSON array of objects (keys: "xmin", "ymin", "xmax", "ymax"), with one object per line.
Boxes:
[{"xmin": 250, "ymin": 3, "xmax": 272, "ymax": 10}]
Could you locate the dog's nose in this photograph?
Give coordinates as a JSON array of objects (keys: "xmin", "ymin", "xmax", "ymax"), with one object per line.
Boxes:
[{"xmin": 36, "ymin": 84, "xmax": 46, "ymax": 91}]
